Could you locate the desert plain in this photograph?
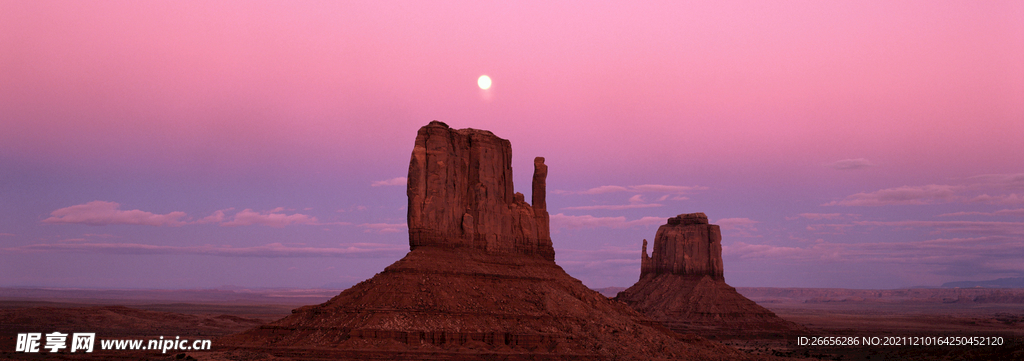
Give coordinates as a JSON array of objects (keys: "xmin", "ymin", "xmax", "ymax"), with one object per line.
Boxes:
[{"xmin": 1, "ymin": 286, "xmax": 1021, "ymax": 360}]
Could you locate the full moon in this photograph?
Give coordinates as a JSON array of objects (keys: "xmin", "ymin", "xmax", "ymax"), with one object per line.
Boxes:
[{"xmin": 477, "ymin": 75, "xmax": 492, "ymax": 90}]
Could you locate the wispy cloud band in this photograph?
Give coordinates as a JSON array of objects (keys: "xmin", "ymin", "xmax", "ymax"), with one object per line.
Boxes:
[
  {"xmin": 42, "ymin": 201, "xmax": 331, "ymax": 228},
  {"xmin": 3, "ymin": 242, "xmax": 406, "ymax": 258},
  {"xmin": 43, "ymin": 201, "xmax": 188, "ymax": 226}
]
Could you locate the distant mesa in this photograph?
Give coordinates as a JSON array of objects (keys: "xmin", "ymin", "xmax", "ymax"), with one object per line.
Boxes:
[
  {"xmin": 617, "ymin": 213, "xmax": 805, "ymax": 338},
  {"xmin": 941, "ymin": 277, "xmax": 1024, "ymax": 289},
  {"xmin": 221, "ymin": 121, "xmax": 752, "ymax": 360}
]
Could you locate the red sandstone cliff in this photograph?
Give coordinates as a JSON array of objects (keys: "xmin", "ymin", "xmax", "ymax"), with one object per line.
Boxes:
[
  {"xmin": 641, "ymin": 213, "xmax": 723, "ymax": 279},
  {"xmin": 407, "ymin": 121, "xmax": 554, "ymax": 260}
]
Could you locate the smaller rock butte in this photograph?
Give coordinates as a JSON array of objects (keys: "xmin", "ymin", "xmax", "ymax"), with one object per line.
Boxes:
[
  {"xmin": 407, "ymin": 120, "xmax": 554, "ymax": 261},
  {"xmin": 619, "ymin": 213, "xmax": 804, "ymax": 339},
  {"xmin": 640, "ymin": 212, "xmax": 723, "ymax": 279}
]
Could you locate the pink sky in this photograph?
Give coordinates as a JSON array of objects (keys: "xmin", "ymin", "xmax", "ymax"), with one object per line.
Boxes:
[{"xmin": 1, "ymin": 1, "xmax": 1022, "ymax": 289}]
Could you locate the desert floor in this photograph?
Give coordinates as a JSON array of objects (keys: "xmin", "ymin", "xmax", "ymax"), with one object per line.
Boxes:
[{"xmin": 1, "ymin": 287, "xmax": 1021, "ymax": 360}]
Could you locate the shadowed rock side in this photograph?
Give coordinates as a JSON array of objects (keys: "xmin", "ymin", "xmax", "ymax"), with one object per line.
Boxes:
[
  {"xmin": 220, "ymin": 123, "xmax": 770, "ymax": 360},
  {"xmin": 407, "ymin": 121, "xmax": 554, "ymax": 261},
  {"xmin": 619, "ymin": 213, "xmax": 805, "ymax": 339}
]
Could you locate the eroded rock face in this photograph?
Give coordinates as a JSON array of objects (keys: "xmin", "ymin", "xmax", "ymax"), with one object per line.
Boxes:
[
  {"xmin": 407, "ymin": 121, "xmax": 554, "ymax": 261},
  {"xmin": 641, "ymin": 212, "xmax": 723, "ymax": 280}
]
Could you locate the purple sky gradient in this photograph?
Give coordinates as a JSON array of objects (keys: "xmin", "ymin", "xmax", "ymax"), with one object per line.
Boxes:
[{"xmin": 2, "ymin": 1, "xmax": 1022, "ymax": 289}]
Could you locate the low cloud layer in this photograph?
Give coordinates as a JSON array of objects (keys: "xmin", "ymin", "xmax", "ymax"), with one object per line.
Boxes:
[
  {"xmin": 43, "ymin": 201, "xmax": 188, "ymax": 226},
  {"xmin": 789, "ymin": 213, "xmax": 855, "ymax": 220},
  {"xmin": 371, "ymin": 177, "xmax": 407, "ymax": 187},
  {"xmin": 359, "ymin": 223, "xmax": 407, "ymax": 233},
  {"xmin": 969, "ymin": 193, "xmax": 1024, "ymax": 205},
  {"xmin": 557, "ymin": 184, "xmax": 707, "ymax": 195},
  {"xmin": 555, "ymin": 246, "xmax": 643, "ymax": 287},
  {"xmin": 716, "ymin": 217, "xmax": 760, "ymax": 237},
  {"xmin": 938, "ymin": 208, "xmax": 1024, "ymax": 217},
  {"xmin": 825, "ymin": 185, "xmax": 961, "ymax": 206},
  {"xmin": 827, "ymin": 158, "xmax": 876, "ymax": 170},
  {"xmin": 562, "ymin": 194, "xmax": 663, "ymax": 210},
  {"xmin": 826, "ymin": 173, "xmax": 1024, "ymax": 207},
  {"xmin": 221, "ymin": 208, "xmax": 320, "ymax": 227},
  {"xmin": 43, "ymin": 202, "xmax": 329, "ymax": 228},
  {"xmin": 855, "ymin": 220, "xmax": 1024, "ymax": 236},
  {"xmin": 968, "ymin": 173, "xmax": 1024, "ymax": 191},
  {"xmin": 563, "ymin": 203, "xmax": 662, "ymax": 211},
  {"xmin": 3, "ymin": 241, "xmax": 406, "ymax": 258},
  {"xmin": 550, "ymin": 213, "xmax": 665, "ymax": 230},
  {"xmin": 725, "ymin": 235, "xmax": 1024, "ymax": 277}
]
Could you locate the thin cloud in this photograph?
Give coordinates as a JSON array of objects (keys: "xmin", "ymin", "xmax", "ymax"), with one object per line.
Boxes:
[
  {"xmin": 724, "ymin": 241, "xmax": 822, "ymax": 261},
  {"xmin": 221, "ymin": 208, "xmax": 320, "ymax": 227},
  {"xmin": 790, "ymin": 213, "xmax": 847, "ymax": 220},
  {"xmin": 550, "ymin": 213, "xmax": 665, "ymax": 230},
  {"xmin": 716, "ymin": 217, "xmax": 759, "ymax": 229},
  {"xmin": 937, "ymin": 208, "xmax": 1024, "ymax": 217},
  {"xmin": 40, "ymin": 203, "xmax": 335, "ymax": 228},
  {"xmin": 555, "ymin": 247, "xmax": 638, "ymax": 268},
  {"xmin": 371, "ymin": 177, "xmax": 407, "ymax": 187},
  {"xmin": 2, "ymin": 242, "xmax": 406, "ymax": 258},
  {"xmin": 726, "ymin": 212, "xmax": 1024, "ymax": 280},
  {"xmin": 42, "ymin": 201, "xmax": 188, "ymax": 226},
  {"xmin": 629, "ymin": 184, "xmax": 708, "ymax": 193},
  {"xmin": 197, "ymin": 209, "xmax": 232, "ymax": 224},
  {"xmin": 562, "ymin": 195, "xmax": 663, "ymax": 211},
  {"xmin": 825, "ymin": 174, "xmax": 1024, "ymax": 207},
  {"xmin": 824, "ymin": 185, "xmax": 960, "ymax": 206},
  {"xmin": 563, "ymin": 204, "xmax": 663, "ymax": 210},
  {"xmin": 359, "ymin": 223, "xmax": 407, "ymax": 233},
  {"xmin": 805, "ymin": 223, "xmax": 854, "ymax": 234},
  {"xmin": 724, "ymin": 236, "xmax": 1024, "ymax": 278},
  {"xmin": 577, "ymin": 185, "xmax": 630, "ymax": 194},
  {"xmin": 826, "ymin": 158, "xmax": 876, "ymax": 170},
  {"xmin": 555, "ymin": 246, "xmax": 647, "ymax": 285},
  {"xmin": 716, "ymin": 217, "xmax": 760, "ymax": 237},
  {"xmin": 566, "ymin": 184, "xmax": 706, "ymax": 195},
  {"xmin": 556, "ymin": 246, "xmax": 637, "ymax": 259},
  {"xmin": 854, "ymin": 220, "xmax": 1024, "ymax": 236},
  {"xmin": 968, "ymin": 193, "xmax": 1024, "ymax": 205},
  {"xmin": 968, "ymin": 173, "xmax": 1024, "ymax": 191}
]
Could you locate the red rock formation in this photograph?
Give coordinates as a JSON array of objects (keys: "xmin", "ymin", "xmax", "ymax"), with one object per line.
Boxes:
[
  {"xmin": 407, "ymin": 121, "xmax": 554, "ymax": 261},
  {"xmin": 642, "ymin": 212, "xmax": 723, "ymax": 279},
  {"xmin": 221, "ymin": 123, "xmax": 758, "ymax": 360},
  {"xmin": 618, "ymin": 213, "xmax": 804, "ymax": 339}
]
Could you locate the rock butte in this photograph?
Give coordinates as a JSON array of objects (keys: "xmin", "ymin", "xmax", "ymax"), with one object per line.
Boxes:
[
  {"xmin": 407, "ymin": 121, "xmax": 554, "ymax": 260},
  {"xmin": 617, "ymin": 213, "xmax": 804, "ymax": 339},
  {"xmin": 221, "ymin": 121, "xmax": 761, "ymax": 360},
  {"xmin": 640, "ymin": 212, "xmax": 724, "ymax": 279}
]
